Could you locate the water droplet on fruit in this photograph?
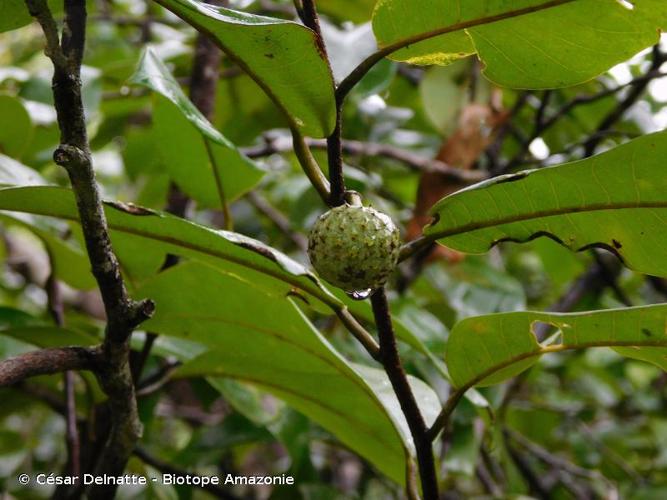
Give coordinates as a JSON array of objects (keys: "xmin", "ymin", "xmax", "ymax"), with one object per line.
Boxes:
[{"xmin": 346, "ymin": 289, "xmax": 372, "ymax": 301}]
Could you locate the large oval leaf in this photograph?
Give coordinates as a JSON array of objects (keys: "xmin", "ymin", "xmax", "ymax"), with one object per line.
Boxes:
[
  {"xmin": 138, "ymin": 262, "xmax": 440, "ymax": 484},
  {"xmin": 130, "ymin": 48, "xmax": 265, "ymax": 206},
  {"xmin": 373, "ymin": 0, "xmax": 667, "ymax": 88},
  {"xmin": 152, "ymin": 0, "xmax": 336, "ymax": 137},
  {"xmin": 425, "ymin": 131, "xmax": 667, "ymax": 277},
  {"xmin": 447, "ymin": 304, "xmax": 667, "ymax": 388}
]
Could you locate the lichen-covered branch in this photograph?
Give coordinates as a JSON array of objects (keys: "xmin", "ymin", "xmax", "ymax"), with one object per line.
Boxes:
[{"xmin": 24, "ymin": 1, "xmax": 153, "ymax": 496}]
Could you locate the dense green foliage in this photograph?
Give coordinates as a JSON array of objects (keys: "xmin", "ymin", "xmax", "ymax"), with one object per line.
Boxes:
[{"xmin": 0, "ymin": 0, "xmax": 666, "ymax": 499}]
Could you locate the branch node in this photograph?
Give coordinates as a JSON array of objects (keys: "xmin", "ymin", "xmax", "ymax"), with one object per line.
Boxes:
[
  {"xmin": 131, "ymin": 299, "xmax": 156, "ymax": 327},
  {"xmin": 53, "ymin": 144, "xmax": 89, "ymax": 170}
]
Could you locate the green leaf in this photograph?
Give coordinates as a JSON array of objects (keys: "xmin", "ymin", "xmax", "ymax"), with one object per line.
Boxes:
[
  {"xmin": 0, "ymin": 154, "xmax": 46, "ymax": 187},
  {"xmin": 129, "ymin": 48, "xmax": 265, "ymax": 206},
  {"xmin": 446, "ymin": 304, "xmax": 667, "ymax": 388},
  {"xmin": 0, "ymin": 306, "xmax": 97, "ymax": 348},
  {"xmin": 0, "ymin": 186, "xmax": 341, "ymax": 307},
  {"xmin": 138, "ymin": 261, "xmax": 440, "ymax": 484},
  {"xmin": 373, "ymin": 0, "xmax": 667, "ymax": 88},
  {"xmin": 425, "ymin": 131, "xmax": 667, "ymax": 277},
  {"xmin": 0, "ymin": 0, "xmax": 34, "ymax": 33},
  {"xmin": 0, "ymin": 96, "xmax": 33, "ymax": 158},
  {"xmin": 0, "ymin": 0, "xmax": 62, "ymax": 33},
  {"xmin": 152, "ymin": 0, "xmax": 336, "ymax": 137}
]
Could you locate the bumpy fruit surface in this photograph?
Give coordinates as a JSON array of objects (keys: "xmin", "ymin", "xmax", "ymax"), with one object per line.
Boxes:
[{"xmin": 308, "ymin": 204, "xmax": 400, "ymax": 291}]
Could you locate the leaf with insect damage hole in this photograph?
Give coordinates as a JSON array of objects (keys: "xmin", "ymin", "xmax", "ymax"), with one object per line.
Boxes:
[{"xmin": 446, "ymin": 304, "xmax": 667, "ymax": 388}]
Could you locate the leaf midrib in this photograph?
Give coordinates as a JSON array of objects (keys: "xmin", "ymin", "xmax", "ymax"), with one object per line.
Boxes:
[
  {"xmin": 378, "ymin": 0, "xmax": 578, "ymax": 57},
  {"xmin": 454, "ymin": 338, "xmax": 667, "ymax": 389},
  {"xmin": 427, "ymin": 201, "xmax": 667, "ymax": 241}
]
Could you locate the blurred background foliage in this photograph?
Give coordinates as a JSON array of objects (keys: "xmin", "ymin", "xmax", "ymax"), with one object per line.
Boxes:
[{"xmin": 0, "ymin": 0, "xmax": 666, "ymax": 498}]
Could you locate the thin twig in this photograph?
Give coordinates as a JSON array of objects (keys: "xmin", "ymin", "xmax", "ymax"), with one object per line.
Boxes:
[
  {"xmin": 426, "ymin": 388, "xmax": 466, "ymax": 442},
  {"xmin": 0, "ymin": 347, "xmax": 98, "ymax": 387},
  {"xmin": 505, "ymin": 438, "xmax": 551, "ymax": 499},
  {"xmin": 335, "ymin": 308, "xmax": 381, "ymax": 361},
  {"xmin": 134, "ymin": 446, "xmax": 239, "ymax": 499},
  {"xmin": 243, "ymin": 136, "xmax": 486, "ymax": 182},
  {"xmin": 136, "ymin": 360, "xmax": 182, "ymax": 397},
  {"xmin": 46, "ymin": 269, "xmax": 81, "ymax": 481},
  {"xmin": 499, "ymin": 63, "xmax": 667, "ymax": 174},
  {"xmin": 583, "ymin": 46, "xmax": 667, "ymax": 156},
  {"xmin": 299, "ymin": 0, "xmax": 345, "ymax": 206},
  {"xmin": 246, "ymin": 191, "xmax": 308, "ymax": 252},
  {"xmin": 291, "ymin": 127, "xmax": 331, "ymax": 203},
  {"xmin": 505, "ymin": 428, "xmax": 605, "ymax": 482}
]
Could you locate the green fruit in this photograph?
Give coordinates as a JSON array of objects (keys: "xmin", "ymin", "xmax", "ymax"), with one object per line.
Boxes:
[{"xmin": 308, "ymin": 204, "xmax": 400, "ymax": 291}]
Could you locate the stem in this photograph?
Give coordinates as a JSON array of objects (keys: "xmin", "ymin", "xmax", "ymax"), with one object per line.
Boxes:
[
  {"xmin": 370, "ymin": 289, "xmax": 438, "ymax": 499},
  {"xmin": 327, "ymin": 113, "xmax": 346, "ymax": 206},
  {"xmin": 335, "ymin": 308, "xmax": 381, "ymax": 361},
  {"xmin": 243, "ymin": 136, "xmax": 486, "ymax": 182},
  {"xmin": 204, "ymin": 138, "xmax": 234, "ymax": 230},
  {"xmin": 291, "ymin": 126, "xmax": 331, "ymax": 203},
  {"xmin": 426, "ymin": 388, "xmax": 466, "ymax": 442},
  {"xmin": 299, "ymin": 0, "xmax": 346, "ymax": 206}
]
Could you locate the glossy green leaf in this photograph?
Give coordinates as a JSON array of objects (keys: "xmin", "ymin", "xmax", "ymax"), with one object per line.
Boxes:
[
  {"xmin": 130, "ymin": 48, "xmax": 265, "ymax": 205},
  {"xmin": 152, "ymin": 0, "xmax": 336, "ymax": 137},
  {"xmin": 373, "ymin": 0, "xmax": 667, "ymax": 88},
  {"xmin": 138, "ymin": 262, "xmax": 440, "ymax": 484},
  {"xmin": 0, "ymin": 186, "xmax": 340, "ymax": 307},
  {"xmin": 425, "ymin": 131, "xmax": 667, "ymax": 277},
  {"xmin": 446, "ymin": 304, "xmax": 667, "ymax": 388}
]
